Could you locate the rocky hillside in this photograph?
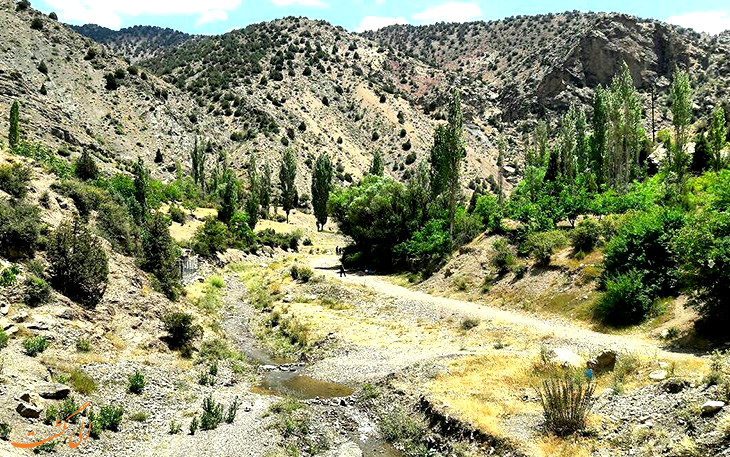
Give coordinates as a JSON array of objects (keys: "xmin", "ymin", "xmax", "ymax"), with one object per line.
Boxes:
[
  {"xmin": 364, "ymin": 12, "xmax": 730, "ymax": 122},
  {"xmin": 71, "ymin": 24, "xmax": 194, "ymax": 62}
]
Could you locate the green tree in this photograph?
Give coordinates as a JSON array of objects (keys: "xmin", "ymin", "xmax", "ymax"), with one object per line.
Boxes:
[
  {"xmin": 558, "ymin": 107, "xmax": 577, "ymax": 180},
  {"xmin": 8, "ymin": 101, "xmax": 20, "ymax": 149},
  {"xmin": 48, "ymin": 218, "xmax": 109, "ymax": 308},
  {"xmin": 311, "ymin": 153, "xmax": 333, "ymax": 231},
  {"xmin": 74, "ymin": 150, "xmax": 99, "ymax": 181},
  {"xmin": 708, "ymin": 105, "xmax": 728, "ymax": 171},
  {"xmin": 590, "ymin": 87, "xmax": 609, "ymax": 183},
  {"xmin": 245, "ymin": 154, "xmax": 260, "ymax": 228},
  {"xmin": 259, "ymin": 160, "xmax": 273, "ymax": 217},
  {"xmin": 667, "ymin": 68, "xmax": 692, "ymax": 182},
  {"xmin": 575, "ymin": 107, "xmax": 589, "ymax": 173},
  {"xmin": 133, "ymin": 157, "xmax": 148, "ymax": 223},
  {"xmin": 279, "ymin": 148, "xmax": 297, "ymax": 223},
  {"xmin": 691, "ymin": 131, "xmax": 711, "ymax": 174},
  {"xmin": 218, "ymin": 168, "xmax": 239, "ymax": 225},
  {"xmin": 141, "ymin": 213, "xmax": 181, "ymax": 300},
  {"xmin": 154, "ymin": 148, "xmax": 163, "ymax": 164},
  {"xmin": 430, "ymin": 91, "xmax": 465, "ymax": 245},
  {"xmin": 190, "ymin": 137, "xmax": 205, "ymax": 191},
  {"xmin": 369, "ymin": 150, "xmax": 384, "ymax": 176}
]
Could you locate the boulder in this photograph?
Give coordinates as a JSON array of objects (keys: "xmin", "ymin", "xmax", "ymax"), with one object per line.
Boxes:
[
  {"xmin": 12, "ymin": 311, "xmax": 28, "ymax": 323},
  {"xmin": 587, "ymin": 351, "xmax": 617, "ymax": 373},
  {"xmin": 16, "ymin": 402, "xmax": 41, "ymax": 418},
  {"xmin": 662, "ymin": 378, "xmax": 689, "ymax": 394},
  {"xmin": 548, "ymin": 348, "xmax": 585, "ymax": 369},
  {"xmin": 701, "ymin": 401, "xmax": 725, "ymax": 415},
  {"xmin": 37, "ymin": 383, "xmax": 71, "ymax": 400},
  {"xmin": 648, "ymin": 370, "xmax": 668, "ymax": 381}
]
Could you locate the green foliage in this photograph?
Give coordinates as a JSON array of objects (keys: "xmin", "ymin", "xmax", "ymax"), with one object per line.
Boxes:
[
  {"xmin": 200, "ymin": 395, "xmax": 224, "ymax": 430},
  {"xmin": 96, "ymin": 201, "xmax": 140, "ymax": 255},
  {"xmin": 69, "ymin": 368, "xmax": 96, "ymax": 394},
  {"xmin": 667, "ymin": 68, "xmax": 693, "ymax": 182},
  {"xmin": 571, "ymin": 218, "xmax": 601, "ymax": 253},
  {"xmin": 0, "ymin": 327, "xmax": 8, "ymax": 349},
  {"xmin": 279, "ymin": 148, "xmax": 297, "ymax": 222},
  {"xmin": 218, "ymin": 168, "xmax": 239, "ymax": 224},
  {"xmin": 0, "ymin": 200, "xmax": 41, "ymax": 259},
  {"xmin": 132, "ymin": 157, "xmax": 149, "ymax": 222},
  {"xmin": 48, "ymin": 218, "xmax": 109, "ymax": 308},
  {"xmin": 74, "ymin": 150, "xmax": 99, "ymax": 181},
  {"xmin": 96, "ymin": 405, "xmax": 123, "ymax": 432},
  {"xmin": 23, "ymin": 275, "xmax": 51, "ymax": 307},
  {"xmin": 8, "ymin": 101, "xmax": 19, "ymax": 149},
  {"xmin": 189, "ymin": 416, "xmax": 199, "ymax": 435},
  {"xmin": 396, "ymin": 219, "xmax": 450, "ymax": 268},
  {"xmin": 226, "ymin": 397, "xmax": 240, "ymax": 424},
  {"xmin": 169, "ymin": 204, "xmax": 186, "ymax": 224},
  {"xmin": 162, "ymin": 312, "xmax": 202, "ymax": 349},
  {"xmin": 0, "ymin": 163, "xmax": 32, "ymax": 198},
  {"xmin": 290, "ymin": 264, "xmax": 314, "ymax": 283},
  {"xmin": 141, "ymin": 213, "xmax": 181, "ymax": 300},
  {"xmin": 369, "ymin": 150, "xmax": 384, "ymax": 176},
  {"xmin": 23, "ymin": 335, "xmax": 49, "ymax": 356},
  {"xmin": 709, "ymin": 105, "xmax": 728, "ymax": 171},
  {"xmin": 492, "ymin": 239, "xmax": 516, "ymax": 274},
  {"xmin": 538, "ymin": 376, "xmax": 596, "ymax": 436},
  {"xmin": 75, "ymin": 338, "xmax": 91, "ymax": 352},
  {"xmin": 526, "ymin": 230, "xmax": 568, "ymax": 266},
  {"xmin": 597, "ymin": 270, "xmax": 653, "ymax": 325},
  {"xmin": 12, "ymin": 142, "xmax": 72, "ymax": 178},
  {"xmin": 473, "ymin": 193, "xmax": 502, "ymax": 232},
  {"xmin": 168, "ymin": 420, "xmax": 181, "ymax": 435},
  {"xmin": 128, "ymin": 371, "xmax": 146, "ymax": 394},
  {"xmin": 311, "ymin": 153, "xmax": 333, "ymax": 231},
  {"xmin": 0, "ymin": 265, "xmax": 20, "ymax": 287},
  {"xmin": 256, "ymin": 228, "xmax": 301, "ymax": 252},
  {"xmin": 192, "ymin": 217, "xmax": 231, "ymax": 256}
]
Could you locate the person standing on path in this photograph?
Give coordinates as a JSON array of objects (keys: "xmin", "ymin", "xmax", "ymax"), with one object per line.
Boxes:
[{"xmin": 339, "ymin": 264, "xmax": 346, "ymax": 277}]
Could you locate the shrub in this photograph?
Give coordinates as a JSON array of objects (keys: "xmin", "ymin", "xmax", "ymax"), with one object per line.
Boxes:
[
  {"xmin": 492, "ymin": 239, "xmax": 516, "ymax": 274},
  {"xmin": 473, "ymin": 193, "xmax": 502, "ymax": 232},
  {"xmin": 130, "ymin": 412, "xmax": 147, "ymax": 422},
  {"xmin": 200, "ymin": 395, "xmax": 224, "ymax": 430},
  {"xmin": 60, "ymin": 397, "xmax": 80, "ymax": 424},
  {"xmin": 0, "ymin": 421, "xmax": 9, "ymax": 440},
  {"xmin": 0, "ymin": 265, "xmax": 20, "ymax": 287},
  {"xmin": 0, "ymin": 200, "xmax": 41, "ymax": 259},
  {"xmin": 96, "ymin": 201, "xmax": 139, "ymax": 255},
  {"xmin": 192, "ymin": 218, "xmax": 230, "ymax": 256},
  {"xmin": 30, "ymin": 17, "xmax": 43, "ymax": 30},
  {"xmin": 169, "ymin": 205, "xmax": 186, "ymax": 224},
  {"xmin": 70, "ymin": 368, "xmax": 96, "ymax": 394},
  {"xmin": 23, "ymin": 275, "xmax": 51, "ymax": 307},
  {"xmin": 0, "ymin": 328, "xmax": 8, "ymax": 349},
  {"xmin": 128, "ymin": 371, "xmax": 146, "ymax": 394},
  {"xmin": 24, "ymin": 336, "xmax": 49, "ymax": 356},
  {"xmin": 571, "ymin": 218, "xmax": 601, "ymax": 253},
  {"xmin": 537, "ymin": 377, "xmax": 595, "ymax": 436},
  {"xmin": 141, "ymin": 213, "xmax": 181, "ymax": 300},
  {"xmin": 290, "ymin": 264, "xmax": 313, "ymax": 282},
  {"xmin": 75, "ymin": 338, "xmax": 91, "ymax": 352},
  {"xmin": 74, "ymin": 150, "xmax": 99, "ymax": 181},
  {"xmin": 526, "ymin": 230, "xmax": 568, "ymax": 266},
  {"xmin": 596, "ymin": 270, "xmax": 652, "ymax": 325},
  {"xmin": 189, "ymin": 416, "xmax": 199, "ymax": 435},
  {"xmin": 0, "ymin": 163, "xmax": 32, "ymax": 198},
  {"xmin": 169, "ymin": 420, "xmax": 181, "ymax": 435},
  {"xmin": 226, "ymin": 397, "xmax": 240, "ymax": 424},
  {"xmin": 460, "ymin": 317, "xmax": 480, "ymax": 331},
  {"xmin": 96, "ymin": 405, "xmax": 123, "ymax": 432},
  {"xmin": 162, "ymin": 312, "xmax": 202, "ymax": 349},
  {"xmin": 48, "ymin": 219, "xmax": 109, "ymax": 308}
]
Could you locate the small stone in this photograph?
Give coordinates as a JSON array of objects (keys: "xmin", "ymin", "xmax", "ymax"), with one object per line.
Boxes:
[
  {"xmin": 701, "ymin": 401, "xmax": 725, "ymax": 415},
  {"xmin": 16, "ymin": 402, "xmax": 41, "ymax": 418},
  {"xmin": 601, "ymin": 388, "xmax": 616, "ymax": 397},
  {"xmin": 37, "ymin": 383, "xmax": 71, "ymax": 400},
  {"xmin": 587, "ymin": 351, "xmax": 617, "ymax": 373},
  {"xmin": 648, "ymin": 370, "xmax": 668, "ymax": 381},
  {"xmin": 20, "ymin": 393, "xmax": 31, "ymax": 403},
  {"xmin": 57, "ymin": 309, "xmax": 76, "ymax": 320},
  {"xmin": 12, "ymin": 311, "xmax": 28, "ymax": 323},
  {"xmin": 0, "ymin": 303, "xmax": 9, "ymax": 315}
]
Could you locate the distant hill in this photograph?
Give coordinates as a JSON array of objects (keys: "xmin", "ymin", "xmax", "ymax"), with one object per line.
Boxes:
[{"xmin": 71, "ymin": 24, "xmax": 194, "ymax": 62}]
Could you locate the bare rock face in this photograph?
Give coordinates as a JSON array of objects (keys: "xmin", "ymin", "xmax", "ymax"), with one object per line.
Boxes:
[
  {"xmin": 16, "ymin": 401, "xmax": 41, "ymax": 418},
  {"xmin": 37, "ymin": 383, "xmax": 71, "ymax": 400},
  {"xmin": 548, "ymin": 348, "xmax": 585, "ymax": 369}
]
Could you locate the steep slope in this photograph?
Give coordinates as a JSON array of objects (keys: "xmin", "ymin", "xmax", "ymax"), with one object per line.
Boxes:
[
  {"xmin": 364, "ymin": 12, "xmax": 730, "ymax": 122},
  {"xmin": 71, "ymin": 24, "xmax": 194, "ymax": 62},
  {"xmin": 0, "ymin": 0, "xmax": 217, "ymax": 175},
  {"xmin": 141, "ymin": 17, "xmax": 507, "ymax": 190}
]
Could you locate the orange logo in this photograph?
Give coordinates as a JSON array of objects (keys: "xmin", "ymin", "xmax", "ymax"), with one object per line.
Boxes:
[{"xmin": 11, "ymin": 401, "xmax": 92, "ymax": 450}]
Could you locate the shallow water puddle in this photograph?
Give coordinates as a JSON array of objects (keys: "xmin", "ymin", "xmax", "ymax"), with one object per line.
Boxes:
[{"xmin": 251, "ymin": 370, "xmax": 355, "ymax": 399}]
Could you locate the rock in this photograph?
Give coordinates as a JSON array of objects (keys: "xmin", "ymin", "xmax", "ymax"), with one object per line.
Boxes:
[
  {"xmin": 57, "ymin": 309, "xmax": 76, "ymax": 320},
  {"xmin": 26, "ymin": 320, "xmax": 49, "ymax": 331},
  {"xmin": 601, "ymin": 388, "xmax": 616, "ymax": 397},
  {"xmin": 548, "ymin": 348, "xmax": 585, "ymax": 369},
  {"xmin": 587, "ymin": 351, "xmax": 617, "ymax": 373},
  {"xmin": 701, "ymin": 401, "xmax": 725, "ymax": 415},
  {"xmin": 16, "ymin": 402, "xmax": 41, "ymax": 418},
  {"xmin": 19, "ymin": 393, "xmax": 31, "ymax": 403},
  {"xmin": 12, "ymin": 311, "xmax": 28, "ymax": 323},
  {"xmin": 37, "ymin": 383, "xmax": 71, "ymax": 400},
  {"xmin": 325, "ymin": 442, "xmax": 362, "ymax": 457},
  {"xmin": 261, "ymin": 365, "xmax": 277, "ymax": 371},
  {"xmin": 0, "ymin": 302, "xmax": 9, "ymax": 315},
  {"xmin": 648, "ymin": 370, "xmax": 668, "ymax": 381}
]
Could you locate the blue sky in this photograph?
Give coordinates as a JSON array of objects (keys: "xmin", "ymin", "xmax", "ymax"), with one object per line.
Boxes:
[{"xmin": 32, "ymin": 0, "xmax": 730, "ymax": 35}]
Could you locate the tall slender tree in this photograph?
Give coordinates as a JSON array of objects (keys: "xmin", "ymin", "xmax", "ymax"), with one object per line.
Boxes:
[
  {"xmin": 133, "ymin": 156, "xmax": 149, "ymax": 223},
  {"xmin": 708, "ymin": 105, "xmax": 728, "ymax": 171},
  {"xmin": 667, "ymin": 68, "xmax": 692, "ymax": 182},
  {"xmin": 590, "ymin": 86, "xmax": 609, "ymax": 183},
  {"xmin": 245, "ymin": 154, "xmax": 261, "ymax": 229},
  {"xmin": 259, "ymin": 160, "xmax": 272, "ymax": 217},
  {"xmin": 219, "ymin": 167, "xmax": 239, "ymax": 225},
  {"xmin": 691, "ymin": 131, "xmax": 711, "ymax": 173},
  {"xmin": 558, "ymin": 106, "xmax": 577, "ymax": 180},
  {"xmin": 575, "ymin": 107, "xmax": 589, "ymax": 173},
  {"xmin": 370, "ymin": 150, "xmax": 384, "ymax": 176},
  {"xmin": 279, "ymin": 148, "xmax": 297, "ymax": 223},
  {"xmin": 190, "ymin": 136, "xmax": 205, "ymax": 191},
  {"xmin": 8, "ymin": 101, "xmax": 19, "ymax": 149},
  {"xmin": 430, "ymin": 90, "xmax": 466, "ymax": 245},
  {"xmin": 311, "ymin": 153, "xmax": 333, "ymax": 231}
]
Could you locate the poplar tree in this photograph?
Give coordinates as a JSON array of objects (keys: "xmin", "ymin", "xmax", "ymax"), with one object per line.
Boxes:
[
  {"xmin": 369, "ymin": 150, "xmax": 384, "ymax": 176},
  {"xmin": 259, "ymin": 160, "xmax": 272, "ymax": 217},
  {"xmin": 311, "ymin": 153, "xmax": 333, "ymax": 231},
  {"xmin": 667, "ymin": 68, "xmax": 692, "ymax": 182},
  {"xmin": 590, "ymin": 87, "xmax": 609, "ymax": 183},
  {"xmin": 8, "ymin": 101, "xmax": 19, "ymax": 149},
  {"xmin": 279, "ymin": 148, "xmax": 297, "ymax": 223},
  {"xmin": 708, "ymin": 105, "xmax": 728, "ymax": 171}
]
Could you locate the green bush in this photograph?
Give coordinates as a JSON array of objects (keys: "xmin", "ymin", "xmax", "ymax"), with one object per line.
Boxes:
[
  {"xmin": 162, "ymin": 312, "xmax": 202, "ymax": 349},
  {"xmin": 0, "ymin": 265, "xmax": 20, "ymax": 287},
  {"xmin": 290, "ymin": 264, "xmax": 314, "ymax": 282},
  {"xmin": 256, "ymin": 228, "xmax": 301, "ymax": 252},
  {"xmin": 91, "ymin": 405, "xmax": 123, "ymax": 433},
  {"xmin": 24, "ymin": 336, "xmax": 50, "ymax": 356},
  {"xmin": 52, "ymin": 180, "xmax": 106, "ymax": 217},
  {"xmin": 96, "ymin": 201, "xmax": 140, "ymax": 255},
  {"xmin": 200, "ymin": 395, "xmax": 224, "ymax": 430},
  {"xmin": 128, "ymin": 371, "xmax": 146, "ymax": 394},
  {"xmin": 141, "ymin": 213, "xmax": 181, "ymax": 300},
  {"xmin": 571, "ymin": 218, "xmax": 601, "ymax": 253},
  {"xmin": 74, "ymin": 150, "xmax": 99, "ymax": 181},
  {"xmin": 538, "ymin": 376, "xmax": 596, "ymax": 436},
  {"xmin": 75, "ymin": 338, "xmax": 91, "ymax": 352},
  {"xmin": 526, "ymin": 230, "xmax": 568, "ymax": 266},
  {"xmin": 48, "ymin": 219, "xmax": 109, "ymax": 308},
  {"xmin": 0, "ymin": 163, "xmax": 32, "ymax": 198},
  {"xmin": 0, "ymin": 328, "xmax": 8, "ymax": 349},
  {"xmin": 0, "ymin": 200, "xmax": 41, "ymax": 259},
  {"xmin": 596, "ymin": 270, "xmax": 652, "ymax": 325},
  {"xmin": 492, "ymin": 239, "xmax": 516, "ymax": 274},
  {"xmin": 169, "ymin": 205, "xmax": 186, "ymax": 224},
  {"xmin": 192, "ymin": 217, "xmax": 230, "ymax": 256},
  {"xmin": 0, "ymin": 421, "xmax": 9, "ymax": 440},
  {"xmin": 473, "ymin": 193, "xmax": 502, "ymax": 232},
  {"xmin": 23, "ymin": 275, "xmax": 51, "ymax": 307}
]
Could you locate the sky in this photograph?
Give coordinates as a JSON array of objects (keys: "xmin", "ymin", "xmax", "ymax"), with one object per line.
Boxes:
[{"xmin": 30, "ymin": 0, "xmax": 730, "ymax": 36}]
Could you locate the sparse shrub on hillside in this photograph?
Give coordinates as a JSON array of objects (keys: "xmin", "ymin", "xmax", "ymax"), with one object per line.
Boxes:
[
  {"xmin": 571, "ymin": 218, "xmax": 601, "ymax": 253},
  {"xmin": 200, "ymin": 395, "xmax": 224, "ymax": 430},
  {"xmin": 0, "ymin": 163, "xmax": 32, "ymax": 198},
  {"xmin": 48, "ymin": 218, "xmax": 109, "ymax": 308},
  {"xmin": 162, "ymin": 312, "xmax": 202, "ymax": 349},
  {"xmin": 16, "ymin": 0, "xmax": 31, "ymax": 11},
  {"xmin": 141, "ymin": 213, "xmax": 181, "ymax": 300},
  {"xmin": 192, "ymin": 217, "xmax": 231, "ymax": 256},
  {"xmin": 30, "ymin": 17, "xmax": 43, "ymax": 30},
  {"xmin": 290, "ymin": 264, "xmax": 313, "ymax": 283},
  {"xmin": 128, "ymin": 371, "xmax": 146, "ymax": 394},
  {"xmin": 0, "ymin": 200, "xmax": 41, "ymax": 259},
  {"xmin": 74, "ymin": 150, "xmax": 99, "ymax": 181},
  {"xmin": 526, "ymin": 230, "xmax": 568, "ymax": 266},
  {"xmin": 96, "ymin": 201, "xmax": 140, "ymax": 255},
  {"xmin": 0, "ymin": 328, "xmax": 9, "ymax": 350},
  {"xmin": 23, "ymin": 275, "xmax": 51, "ymax": 307},
  {"xmin": 492, "ymin": 239, "xmax": 516, "ymax": 274},
  {"xmin": 24, "ymin": 336, "xmax": 49, "ymax": 356},
  {"xmin": 169, "ymin": 205, "xmax": 185, "ymax": 224},
  {"xmin": 537, "ymin": 376, "xmax": 595, "ymax": 436}
]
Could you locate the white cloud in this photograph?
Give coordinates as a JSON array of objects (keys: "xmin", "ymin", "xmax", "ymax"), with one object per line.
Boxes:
[
  {"xmin": 44, "ymin": 0, "xmax": 242, "ymax": 29},
  {"xmin": 268, "ymin": 0, "xmax": 329, "ymax": 7},
  {"xmin": 667, "ymin": 11, "xmax": 730, "ymax": 35},
  {"xmin": 412, "ymin": 2, "xmax": 481, "ymax": 24},
  {"xmin": 356, "ymin": 16, "xmax": 408, "ymax": 32}
]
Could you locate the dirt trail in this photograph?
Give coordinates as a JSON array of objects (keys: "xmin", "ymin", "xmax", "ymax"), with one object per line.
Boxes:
[{"xmin": 309, "ymin": 255, "xmax": 697, "ymax": 362}]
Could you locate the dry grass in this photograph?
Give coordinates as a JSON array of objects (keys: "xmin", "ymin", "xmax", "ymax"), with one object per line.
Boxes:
[{"xmin": 535, "ymin": 436, "xmax": 594, "ymax": 457}]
